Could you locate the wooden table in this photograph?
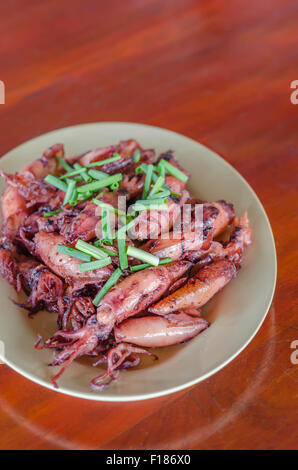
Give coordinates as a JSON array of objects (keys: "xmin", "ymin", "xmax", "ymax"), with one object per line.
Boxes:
[{"xmin": 0, "ymin": 0, "xmax": 297, "ymax": 450}]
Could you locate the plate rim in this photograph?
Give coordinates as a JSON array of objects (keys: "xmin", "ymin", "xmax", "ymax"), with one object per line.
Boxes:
[{"xmin": 0, "ymin": 121, "xmax": 277, "ymax": 402}]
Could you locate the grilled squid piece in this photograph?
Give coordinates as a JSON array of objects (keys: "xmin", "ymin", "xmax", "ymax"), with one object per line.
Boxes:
[
  {"xmin": 78, "ymin": 140, "xmax": 155, "ymax": 177},
  {"xmin": 149, "ymin": 259, "xmax": 237, "ymax": 315},
  {"xmin": 157, "ymin": 151, "xmax": 190, "ymax": 194},
  {"xmin": 39, "ymin": 260, "xmax": 191, "ymax": 387},
  {"xmin": 17, "ymin": 259, "xmax": 64, "ymax": 314},
  {"xmin": 34, "ymin": 232, "xmax": 114, "ymax": 288},
  {"xmin": 114, "ymin": 312, "xmax": 209, "ymax": 348},
  {"xmin": 90, "ymin": 312, "xmax": 208, "ymax": 389},
  {"xmin": 203, "ymin": 201, "xmax": 235, "ymax": 237},
  {"xmin": 130, "ymin": 198, "xmax": 181, "ymax": 240}
]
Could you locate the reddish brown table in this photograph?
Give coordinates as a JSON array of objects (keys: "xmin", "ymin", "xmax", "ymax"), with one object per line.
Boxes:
[{"xmin": 0, "ymin": 0, "xmax": 297, "ymax": 450}]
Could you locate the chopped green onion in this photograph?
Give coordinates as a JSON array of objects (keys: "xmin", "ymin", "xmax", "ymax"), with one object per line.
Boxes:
[
  {"xmin": 113, "ymin": 219, "xmax": 136, "ymax": 239},
  {"xmin": 133, "ymin": 149, "xmax": 141, "ymax": 163},
  {"xmin": 77, "ymin": 190, "xmax": 94, "ymax": 201},
  {"xmin": 43, "ymin": 209, "xmax": 62, "ymax": 217},
  {"xmin": 101, "ymin": 208, "xmax": 113, "ymax": 242},
  {"xmin": 131, "ymin": 203, "xmax": 169, "ymax": 212},
  {"xmin": 149, "ymin": 190, "xmax": 171, "ymax": 199},
  {"xmin": 77, "ymin": 173, "xmax": 122, "ymax": 193},
  {"xmin": 60, "ymin": 167, "xmax": 89, "ymax": 179},
  {"xmin": 170, "ymin": 191, "xmax": 182, "ymax": 198},
  {"xmin": 117, "ymin": 233, "xmax": 128, "ymax": 270},
  {"xmin": 130, "ymin": 257, "xmax": 172, "ymax": 272},
  {"xmin": 94, "ymin": 241, "xmax": 118, "ymax": 257},
  {"xmin": 158, "ymin": 163, "xmax": 165, "ymax": 178},
  {"xmin": 110, "ymin": 182, "xmax": 119, "ymax": 190},
  {"xmin": 74, "ymin": 163, "xmax": 92, "ymax": 183},
  {"xmin": 75, "ymin": 240, "xmax": 108, "ymax": 259},
  {"xmin": 126, "ymin": 246, "xmax": 159, "ymax": 266},
  {"xmin": 56, "ymin": 156, "xmax": 73, "ymax": 173},
  {"xmin": 135, "ymin": 163, "xmax": 148, "ymax": 174},
  {"xmin": 57, "ymin": 244, "xmax": 92, "ymax": 262},
  {"xmin": 134, "ymin": 198, "xmax": 168, "ymax": 206},
  {"xmin": 93, "ymin": 199, "xmax": 126, "ymax": 215},
  {"xmin": 142, "ymin": 164, "xmax": 153, "ymax": 199},
  {"xmin": 148, "ymin": 175, "xmax": 165, "ymax": 198},
  {"xmin": 79, "ymin": 257, "xmax": 112, "ymax": 272},
  {"xmin": 88, "ymin": 169, "xmax": 108, "ymax": 180},
  {"xmin": 84, "ymin": 154, "xmax": 121, "ymax": 168},
  {"xmin": 69, "ymin": 188, "xmax": 78, "ymax": 206},
  {"xmin": 45, "ymin": 175, "xmax": 68, "ymax": 192},
  {"xmin": 63, "ymin": 179, "xmax": 76, "ymax": 205},
  {"xmin": 158, "ymin": 159, "xmax": 188, "ymax": 183},
  {"xmin": 93, "ymin": 268, "xmax": 122, "ymax": 306}
]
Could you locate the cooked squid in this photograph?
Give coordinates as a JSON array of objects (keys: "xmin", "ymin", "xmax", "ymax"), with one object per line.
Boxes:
[{"xmin": 0, "ymin": 138, "xmax": 252, "ymax": 390}]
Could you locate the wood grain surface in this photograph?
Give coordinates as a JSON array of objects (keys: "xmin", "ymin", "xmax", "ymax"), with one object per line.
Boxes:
[{"xmin": 0, "ymin": 0, "xmax": 297, "ymax": 450}]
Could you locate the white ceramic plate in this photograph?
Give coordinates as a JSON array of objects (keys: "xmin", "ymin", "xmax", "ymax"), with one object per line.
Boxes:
[{"xmin": 0, "ymin": 122, "xmax": 276, "ymax": 401}]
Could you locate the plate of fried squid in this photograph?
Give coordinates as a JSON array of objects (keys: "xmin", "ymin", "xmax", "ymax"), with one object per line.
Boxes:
[{"xmin": 0, "ymin": 123, "xmax": 276, "ymax": 401}]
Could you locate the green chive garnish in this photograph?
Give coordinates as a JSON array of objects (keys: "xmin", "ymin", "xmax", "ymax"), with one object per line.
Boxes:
[
  {"xmin": 126, "ymin": 246, "xmax": 159, "ymax": 266},
  {"xmin": 43, "ymin": 209, "xmax": 62, "ymax": 217},
  {"xmin": 57, "ymin": 244, "xmax": 92, "ymax": 262},
  {"xmin": 94, "ymin": 241, "xmax": 118, "ymax": 257},
  {"xmin": 148, "ymin": 175, "xmax": 165, "ymax": 198},
  {"xmin": 93, "ymin": 268, "xmax": 122, "ymax": 306},
  {"xmin": 117, "ymin": 233, "xmax": 128, "ymax": 270},
  {"xmin": 149, "ymin": 190, "xmax": 171, "ymax": 199},
  {"xmin": 93, "ymin": 199, "xmax": 126, "ymax": 215},
  {"xmin": 45, "ymin": 175, "xmax": 68, "ymax": 192},
  {"xmin": 76, "ymin": 173, "xmax": 122, "ymax": 193},
  {"xmin": 158, "ymin": 159, "xmax": 188, "ymax": 183},
  {"xmin": 79, "ymin": 257, "xmax": 112, "ymax": 272},
  {"xmin": 101, "ymin": 208, "xmax": 113, "ymax": 242},
  {"xmin": 56, "ymin": 156, "xmax": 73, "ymax": 173},
  {"xmin": 133, "ymin": 149, "xmax": 141, "ymax": 163},
  {"xmin": 84, "ymin": 154, "xmax": 121, "ymax": 168},
  {"xmin": 88, "ymin": 169, "xmax": 108, "ymax": 180},
  {"xmin": 74, "ymin": 163, "xmax": 92, "ymax": 183},
  {"xmin": 130, "ymin": 257, "xmax": 172, "ymax": 272},
  {"xmin": 75, "ymin": 240, "xmax": 108, "ymax": 259},
  {"xmin": 142, "ymin": 164, "xmax": 153, "ymax": 199},
  {"xmin": 63, "ymin": 179, "xmax": 76, "ymax": 205},
  {"xmin": 60, "ymin": 167, "xmax": 89, "ymax": 179}
]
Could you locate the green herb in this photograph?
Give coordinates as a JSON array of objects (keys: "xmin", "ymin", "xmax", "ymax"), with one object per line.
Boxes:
[
  {"xmin": 84, "ymin": 154, "xmax": 121, "ymax": 168},
  {"xmin": 79, "ymin": 257, "xmax": 112, "ymax": 272},
  {"xmin": 93, "ymin": 268, "xmax": 122, "ymax": 306},
  {"xmin": 130, "ymin": 257, "xmax": 172, "ymax": 272},
  {"xmin": 75, "ymin": 240, "xmax": 108, "ymax": 260},
  {"xmin": 76, "ymin": 173, "xmax": 122, "ymax": 193},
  {"xmin": 88, "ymin": 169, "xmax": 108, "ymax": 180},
  {"xmin": 158, "ymin": 159, "xmax": 188, "ymax": 183},
  {"xmin": 57, "ymin": 244, "xmax": 92, "ymax": 262},
  {"xmin": 45, "ymin": 175, "xmax": 68, "ymax": 192},
  {"xmin": 142, "ymin": 164, "xmax": 154, "ymax": 199},
  {"xmin": 93, "ymin": 199, "xmax": 126, "ymax": 215},
  {"xmin": 94, "ymin": 242, "xmax": 118, "ymax": 257},
  {"xmin": 74, "ymin": 163, "xmax": 92, "ymax": 183},
  {"xmin": 117, "ymin": 233, "xmax": 128, "ymax": 270},
  {"xmin": 148, "ymin": 175, "xmax": 165, "ymax": 198},
  {"xmin": 133, "ymin": 149, "xmax": 141, "ymax": 163},
  {"xmin": 63, "ymin": 179, "xmax": 76, "ymax": 205},
  {"xmin": 126, "ymin": 246, "xmax": 159, "ymax": 266},
  {"xmin": 101, "ymin": 208, "xmax": 113, "ymax": 242},
  {"xmin": 43, "ymin": 209, "xmax": 62, "ymax": 217},
  {"xmin": 56, "ymin": 156, "xmax": 73, "ymax": 173}
]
